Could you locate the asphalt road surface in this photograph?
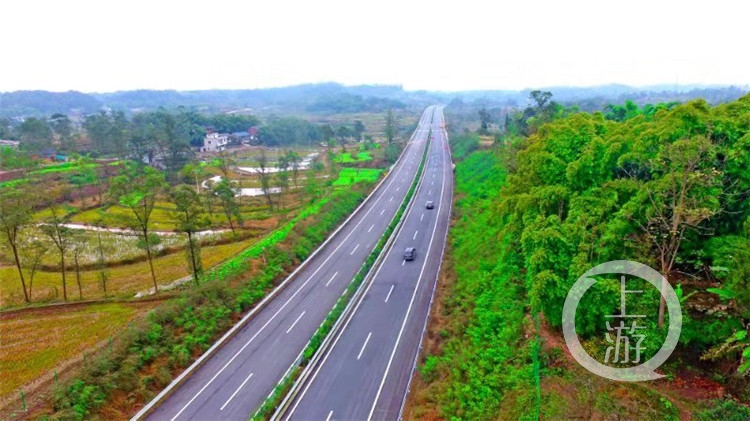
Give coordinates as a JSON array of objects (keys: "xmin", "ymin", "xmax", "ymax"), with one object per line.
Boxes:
[
  {"xmin": 141, "ymin": 106, "xmax": 438, "ymax": 421},
  {"xmin": 284, "ymin": 107, "xmax": 453, "ymax": 421}
]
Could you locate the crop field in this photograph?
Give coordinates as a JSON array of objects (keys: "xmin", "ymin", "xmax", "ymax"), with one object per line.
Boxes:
[
  {"xmin": 0, "ymin": 234, "xmax": 260, "ymax": 307},
  {"xmin": 0, "ymin": 302, "xmax": 158, "ymax": 401}
]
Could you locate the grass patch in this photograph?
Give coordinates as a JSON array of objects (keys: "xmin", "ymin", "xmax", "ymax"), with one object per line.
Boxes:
[
  {"xmin": 331, "ymin": 168, "xmax": 382, "ymax": 186},
  {"xmin": 333, "ymin": 151, "xmax": 372, "ymax": 163},
  {"xmin": 30, "ymin": 162, "xmax": 99, "ymax": 176}
]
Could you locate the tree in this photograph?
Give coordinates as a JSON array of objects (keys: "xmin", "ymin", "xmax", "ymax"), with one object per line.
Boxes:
[
  {"xmin": 213, "ymin": 178, "xmax": 243, "ymax": 234},
  {"xmin": 203, "ymin": 178, "xmax": 216, "ymax": 218},
  {"xmin": 257, "ymin": 149, "xmax": 275, "ymax": 211},
  {"xmin": 336, "ymin": 126, "xmax": 352, "ymax": 154},
  {"xmin": 0, "ymin": 189, "xmax": 35, "ymax": 303},
  {"xmin": 530, "ymin": 90, "xmax": 553, "ymax": 114},
  {"xmin": 276, "ymin": 170, "xmax": 290, "ymax": 209},
  {"xmin": 171, "ymin": 186, "xmax": 209, "ymax": 285},
  {"xmin": 50, "ymin": 113, "xmax": 75, "ymax": 151},
  {"xmin": 20, "ymin": 238, "xmax": 48, "ymax": 302},
  {"xmin": 95, "ymin": 230, "xmax": 109, "ymax": 297},
  {"xmin": 287, "ymin": 150, "xmax": 302, "ymax": 188},
  {"xmin": 150, "ymin": 109, "xmax": 194, "ymax": 181},
  {"xmin": 69, "ymin": 154, "xmax": 96, "ymax": 209},
  {"xmin": 41, "ymin": 206, "xmax": 73, "ymax": 301},
  {"xmin": 321, "ymin": 124, "xmax": 335, "ymax": 150},
  {"xmin": 305, "ymin": 160, "xmax": 324, "ymax": 201},
  {"xmin": 385, "ymin": 109, "xmax": 397, "ymax": 144},
  {"xmin": 385, "ymin": 143, "xmax": 401, "ymax": 164},
  {"xmin": 84, "ymin": 111, "xmax": 129, "ymax": 157},
  {"xmin": 213, "ymin": 150, "xmax": 236, "ymax": 179},
  {"xmin": 182, "ymin": 162, "xmax": 208, "ymax": 194},
  {"xmin": 363, "ymin": 134, "xmax": 374, "ymax": 150},
  {"xmin": 17, "ymin": 117, "xmax": 53, "ymax": 153},
  {"xmin": 353, "ymin": 120, "xmax": 365, "ymax": 141},
  {"xmin": 640, "ymin": 135, "xmax": 721, "ymax": 327},
  {"xmin": 478, "ymin": 107, "xmax": 492, "ymax": 133},
  {"xmin": 110, "ymin": 164, "xmax": 167, "ymax": 294},
  {"xmin": 70, "ymin": 231, "xmax": 86, "ymax": 300}
]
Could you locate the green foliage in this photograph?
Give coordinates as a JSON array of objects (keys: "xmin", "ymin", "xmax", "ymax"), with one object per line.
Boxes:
[
  {"xmin": 416, "ymin": 151, "xmax": 539, "ymax": 419},
  {"xmin": 499, "ymin": 95, "xmax": 750, "ymax": 340},
  {"xmin": 694, "ymin": 399, "xmax": 750, "ymax": 421},
  {"xmin": 448, "ymin": 132, "xmax": 480, "ymax": 160},
  {"xmin": 384, "ymin": 143, "xmax": 401, "ymax": 163}
]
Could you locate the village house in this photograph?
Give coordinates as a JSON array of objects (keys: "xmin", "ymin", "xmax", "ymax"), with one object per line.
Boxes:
[{"xmin": 200, "ymin": 132, "xmax": 229, "ymax": 152}]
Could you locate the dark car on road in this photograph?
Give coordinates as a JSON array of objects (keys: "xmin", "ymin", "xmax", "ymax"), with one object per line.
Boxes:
[
  {"xmin": 403, "ymin": 247, "xmax": 416, "ymax": 261},
  {"xmin": 425, "ymin": 201, "xmax": 434, "ymax": 209}
]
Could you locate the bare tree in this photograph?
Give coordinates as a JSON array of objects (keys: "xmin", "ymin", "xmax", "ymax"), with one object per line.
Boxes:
[
  {"xmin": 0, "ymin": 189, "xmax": 35, "ymax": 303},
  {"xmin": 70, "ymin": 231, "xmax": 86, "ymax": 300},
  {"xmin": 110, "ymin": 164, "xmax": 167, "ymax": 294},
  {"xmin": 41, "ymin": 206, "xmax": 73, "ymax": 301},
  {"xmin": 21, "ymin": 238, "xmax": 48, "ymax": 302},
  {"xmin": 257, "ymin": 149, "xmax": 275, "ymax": 211}
]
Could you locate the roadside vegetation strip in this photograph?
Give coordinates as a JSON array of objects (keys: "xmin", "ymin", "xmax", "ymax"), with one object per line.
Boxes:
[
  {"xmin": 43, "ymin": 187, "xmax": 368, "ymax": 421},
  {"xmin": 254, "ymin": 133, "xmax": 431, "ymax": 421},
  {"xmin": 200, "ymin": 195, "xmax": 334, "ymax": 284}
]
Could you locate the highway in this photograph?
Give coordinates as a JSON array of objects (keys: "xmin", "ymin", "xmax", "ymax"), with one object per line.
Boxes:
[
  {"xmin": 139, "ymin": 106, "xmax": 437, "ymax": 421},
  {"xmin": 284, "ymin": 107, "xmax": 453, "ymax": 421}
]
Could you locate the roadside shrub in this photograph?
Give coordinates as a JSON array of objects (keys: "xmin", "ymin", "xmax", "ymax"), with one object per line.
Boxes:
[{"xmin": 694, "ymin": 399, "xmax": 750, "ymax": 421}]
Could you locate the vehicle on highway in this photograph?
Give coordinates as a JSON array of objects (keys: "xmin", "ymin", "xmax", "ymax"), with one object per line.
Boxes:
[
  {"xmin": 425, "ymin": 200, "xmax": 434, "ymax": 209},
  {"xmin": 403, "ymin": 247, "xmax": 416, "ymax": 261}
]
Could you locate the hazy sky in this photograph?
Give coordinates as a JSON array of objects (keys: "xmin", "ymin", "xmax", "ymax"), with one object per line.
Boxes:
[{"xmin": 2, "ymin": 0, "xmax": 747, "ymax": 93}]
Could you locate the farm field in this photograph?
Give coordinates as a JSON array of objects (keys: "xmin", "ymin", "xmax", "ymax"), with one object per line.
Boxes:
[
  {"xmin": 0, "ymin": 301, "xmax": 159, "ymax": 401},
  {"xmin": 0, "ymin": 232, "xmax": 260, "ymax": 307}
]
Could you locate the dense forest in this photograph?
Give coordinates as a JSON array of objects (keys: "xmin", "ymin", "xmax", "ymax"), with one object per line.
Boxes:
[{"xmin": 411, "ymin": 94, "xmax": 750, "ymax": 419}]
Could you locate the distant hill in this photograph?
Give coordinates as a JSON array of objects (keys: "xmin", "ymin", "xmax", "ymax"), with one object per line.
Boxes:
[
  {"xmin": 1, "ymin": 83, "xmax": 746, "ymax": 118},
  {"xmin": 0, "ymin": 90, "xmax": 102, "ymax": 117}
]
